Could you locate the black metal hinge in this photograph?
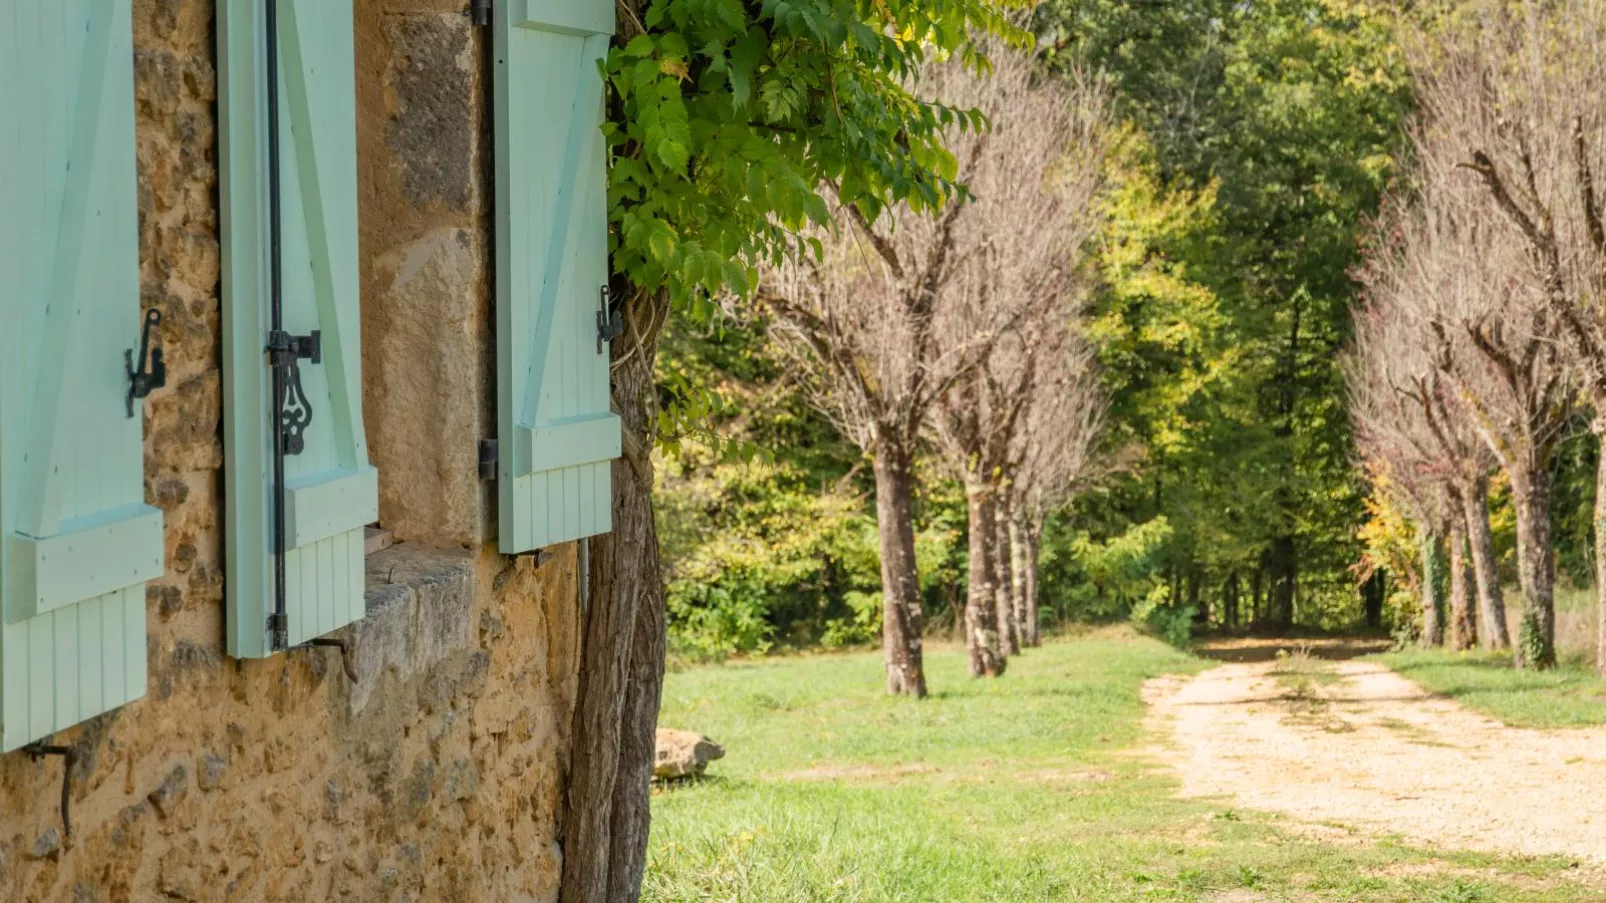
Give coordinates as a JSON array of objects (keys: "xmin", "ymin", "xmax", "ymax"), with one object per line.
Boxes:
[
  {"xmin": 469, "ymin": 0, "xmax": 491, "ymax": 26},
  {"xmin": 126, "ymin": 308, "xmax": 166, "ymax": 418},
  {"xmin": 479, "ymin": 438, "xmax": 498, "ymax": 480},
  {"xmin": 266, "ymin": 329, "xmax": 320, "ymax": 456},
  {"xmin": 596, "ymin": 285, "xmax": 622, "ymax": 354}
]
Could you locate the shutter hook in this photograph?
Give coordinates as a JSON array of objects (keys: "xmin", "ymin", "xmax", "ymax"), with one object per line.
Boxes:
[
  {"xmin": 126, "ymin": 308, "xmax": 167, "ymax": 418},
  {"xmin": 23, "ymin": 741, "xmax": 75, "ymax": 839},
  {"xmin": 596, "ymin": 285, "xmax": 622, "ymax": 353},
  {"xmin": 294, "ymin": 637, "xmax": 359, "ymax": 683}
]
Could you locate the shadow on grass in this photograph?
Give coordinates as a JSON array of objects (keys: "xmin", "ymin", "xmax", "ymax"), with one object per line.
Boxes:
[{"xmin": 1192, "ymin": 635, "xmax": 1394, "ymax": 663}]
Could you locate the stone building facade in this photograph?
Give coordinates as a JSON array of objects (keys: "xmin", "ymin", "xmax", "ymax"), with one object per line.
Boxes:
[{"xmin": 0, "ymin": 2, "xmax": 598, "ymax": 900}]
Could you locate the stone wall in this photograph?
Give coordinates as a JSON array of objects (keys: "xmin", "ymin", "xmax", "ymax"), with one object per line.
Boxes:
[{"xmin": 0, "ymin": 3, "xmax": 581, "ymax": 901}]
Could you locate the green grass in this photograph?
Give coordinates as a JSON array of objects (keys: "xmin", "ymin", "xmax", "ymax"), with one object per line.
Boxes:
[
  {"xmin": 646, "ymin": 632, "xmax": 1597, "ymax": 902},
  {"xmin": 1377, "ymin": 648, "xmax": 1606, "ymax": 729}
]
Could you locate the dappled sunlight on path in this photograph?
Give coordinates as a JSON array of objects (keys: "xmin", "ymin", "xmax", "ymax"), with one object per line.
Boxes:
[{"xmin": 1146, "ymin": 659, "xmax": 1606, "ymax": 864}]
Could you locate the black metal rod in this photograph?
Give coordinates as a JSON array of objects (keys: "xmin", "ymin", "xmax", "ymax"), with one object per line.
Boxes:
[
  {"xmin": 25, "ymin": 743, "xmax": 74, "ymax": 839},
  {"xmin": 266, "ymin": 0, "xmax": 289, "ymax": 652}
]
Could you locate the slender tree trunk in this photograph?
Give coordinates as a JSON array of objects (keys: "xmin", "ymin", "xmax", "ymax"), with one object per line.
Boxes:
[
  {"xmin": 994, "ymin": 494, "xmax": 1020, "ymax": 656},
  {"xmin": 1188, "ymin": 566, "xmax": 1207, "ymax": 629},
  {"xmin": 1251, "ymin": 564, "xmax": 1264, "ymax": 628},
  {"xmin": 1459, "ymin": 477, "xmax": 1508, "ymax": 650},
  {"xmin": 1511, "ymin": 471, "xmax": 1557, "ymax": 669},
  {"xmin": 561, "ymin": 286, "xmax": 668, "ymax": 903},
  {"xmin": 1029, "ymin": 528, "xmax": 1042, "ymax": 646},
  {"xmin": 1268, "ymin": 534, "xmax": 1296, "ymax": 629},
  {"xmin": 1448, "ymin": 509, "xmax": 1476, "ymax": 651},
  {"xmin": 1224, "ymin": 572, "xmax": 1240, "ymax": 630},
  {"xmin": 871, "ymin": 437, "xmax": 929, "ymax": 696},
  {"xmin": 1012, "ymin": 516, "xmax": 1039, "ymax": 647},
  {"xmin": 1361, "ymin": 570, "xmax": 1384, "ymax": 629},
  {"xmin": 1595, "ymin": 426, "xmax": 1606, "ymax": 676},
  {"xmin": 1420, "ymin": 525, "xmax": 1444, "ymax": 648},
  {"xmin": 964, "ymin": 479, "xmax": 1006, "ymax": 677}
]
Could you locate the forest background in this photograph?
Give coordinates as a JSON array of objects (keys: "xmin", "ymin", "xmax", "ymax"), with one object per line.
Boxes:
[{"xmin": 651, "ymin": 0, "xmax": 1603, "ymax": 661}]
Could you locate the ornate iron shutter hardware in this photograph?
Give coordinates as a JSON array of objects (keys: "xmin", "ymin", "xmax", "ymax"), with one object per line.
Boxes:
[
  {"xmin": 266, "ymin": 329, "xmax": 320, "ymax": 456},
  {"xmin": 125, "ymin": 308, "xmax": 166, "ymax": 418}
]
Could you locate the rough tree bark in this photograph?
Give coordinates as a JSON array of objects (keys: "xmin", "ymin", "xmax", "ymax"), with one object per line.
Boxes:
[
  {"xmin": 1447, "ymin": 509, "xmax": 1476, "ymax": 651},
  {"xmin": 964, "ymin": 478, "xmax": 1006, "ymax": 676},
  {"xmin": 1420, "ymin": 526, "xmax": 1444, "ymax": 647},
  {"xmin": 1461, "ymin": 477, "xmax": 1509, "ymax": 651},
  {"xmin": 872, "ymin": 433, "xmax": 929, "ymax": 696},
  {"xmin": 1596, "ymin": 427, "xmax": 1606, "ymax": 676},
  {"xmin": 561, "ymin": 287, "xmax": 669, "ymax": 903},
  {"xmin": 1511, "ymin": 471, "xmax": 1557, "ymax": 669},
  {"xmin": 994, "ymin": 494, "xmax": 1020, "ymax": 656},
  {"xmin": 1009, "ymin": 514, "xmax": 1036, "ymax": 647}
]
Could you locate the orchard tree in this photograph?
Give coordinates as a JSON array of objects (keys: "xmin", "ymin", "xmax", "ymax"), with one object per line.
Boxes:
[
  {"xmin": 1405, "ymin": 0, "xmax": 1606, "ymax": 671},
  {"xmin": 1006, "ymin": 329, "xmax": 1105, "ymax": 646},
  {"xmin": 766, "ymin": 48, "xmax": 1110, "ymax": 680}
]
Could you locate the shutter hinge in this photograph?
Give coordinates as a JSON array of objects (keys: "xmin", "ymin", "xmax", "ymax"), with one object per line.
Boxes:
[
  {"xmin": 596, "ymin": 285, "xmax": 622, "ymax": 354},
  {"xmin": 469, "ymin": 0, "xmax": 492, "ymax": 26},
  {"xmin": 479, "ymin": 438, "xmax": 499, "ymax": 480},
  {"xmin": 126, "ymin": 308, "xmax": 167, "ymax": 418},
  {"xmin": 266, "ymin": 330, "xmax": 321, "ymax": 456}
]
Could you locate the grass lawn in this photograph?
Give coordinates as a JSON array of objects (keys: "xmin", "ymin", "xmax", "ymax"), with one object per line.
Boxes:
[
  {"xmin": 1376, "ymin": 648, "xmax": 1606, "ymax": 729},
  {"xmin": 646, "ymin": 632, "xmax": 1596, "ymax": 902}
]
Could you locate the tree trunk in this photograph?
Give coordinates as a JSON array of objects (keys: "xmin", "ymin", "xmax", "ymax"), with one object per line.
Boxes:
[
  {"xmin": 1595, "ymin": 426, "xmax": 1606, "ymax": 676},
  {"xmin": 1224, "ymin": 572, "xmax": 1240, "ymax": 630},
  {"xmin": 964, "ymin": 479, "xmax": 1006, "ymax": 677},
  {"xmin": 1011, "ymin": 516, "xmax": 1039, "ymax": 647},
  {"xmin": 1461, "ymin": 477, "xmax": 1509, "ymax": 651},
  {"xmin": 1419, "ymin": 525, "xmax": 1444, "ymax": 648},
  {"xmin": 1361, "ymin": 570, "xmax": 1384, "ymax": 630},
  {"xmin": 1251, "ymin": 563, "xmax": 1265, "ymax": 628},
  {"xmin": 993, "ymin": 495, "xmax": 1020, "ymax": 656},
  {"xmin": 871, "ymin": 437, "xmax": 929, "ymax": 696},
  {"xmin": 1511, "ymin": 471, "xmax": 1557, "ymax": 669},
  {"xmin": 605, "ymin": 512, "xmax": 667, "ymax": 902},
  {"xmin": 1267, "ymin": 534, "xmax": 1296, "ymax": 629},
  {"xmin": 1447, "ymin": 509, "xmax": 1476, "ymax": 651},
  {"xmin": 1187, "ymin": 567, "xmax": 1205, "ymax": 628},
  {"xmin": 561, "ymin": 286, "xmax": 668, "ymax": 903}
]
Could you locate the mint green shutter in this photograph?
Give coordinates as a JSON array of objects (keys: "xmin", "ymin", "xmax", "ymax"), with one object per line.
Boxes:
[
  {"xmin": 1, "ymin": 0, "xmax": 163, "ymax": 751},
  {"xmin": 494, "ymin": 0, "xmax": 620, "ymax": 554},
  {"xmin": 220, "ymin": 0, "xmax": 375, "ymax": 658}
]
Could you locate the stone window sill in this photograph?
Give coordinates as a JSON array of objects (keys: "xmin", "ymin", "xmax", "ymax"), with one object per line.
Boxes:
[{"xmin": 343, "ymin": 543, "xmax": 476, "ymax": 715}]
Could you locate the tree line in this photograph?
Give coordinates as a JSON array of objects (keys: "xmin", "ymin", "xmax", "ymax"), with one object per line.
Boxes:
[{"xmin": 1351, "ymin": 0, "xmax": 1606, "ymax": 672}]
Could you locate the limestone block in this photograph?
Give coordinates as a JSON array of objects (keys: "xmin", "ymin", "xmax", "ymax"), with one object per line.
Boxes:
[{"xmin": 653, "ymin": 729, "xmax": 726, "ymax": 781}]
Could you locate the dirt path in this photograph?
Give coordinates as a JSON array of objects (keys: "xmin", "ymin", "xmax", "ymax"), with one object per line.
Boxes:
[{"xmin": 1145, "ymin": 654, "xmax": 1606, "ymax": 864}]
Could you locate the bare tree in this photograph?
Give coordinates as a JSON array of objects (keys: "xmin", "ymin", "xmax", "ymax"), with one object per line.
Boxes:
[
  {"xmin": 921, "ymin": 55, "xmax": 1111, "ymax": 676},
  {"xmin": 1350, "ymin": 283, "xmax": 1457, "ymax": 647},
  {"xmin": 1382, "ymin": 170, "xmax": 1571, "ymax": 666},
  {"xmin": 1007, "ymin": 333, "xmax": 1106, "ymax": 646},
  {"xmin": 761, "ymin": 51, "xmax": 1108, "ymax": 690},
  {"xmin": 1406, "ymin": 0, "xmax": 1604, "ymax": 668},
  {"xmin": 1353, "ymin": 198, "xmax": 1512, "ymax": 651}
]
